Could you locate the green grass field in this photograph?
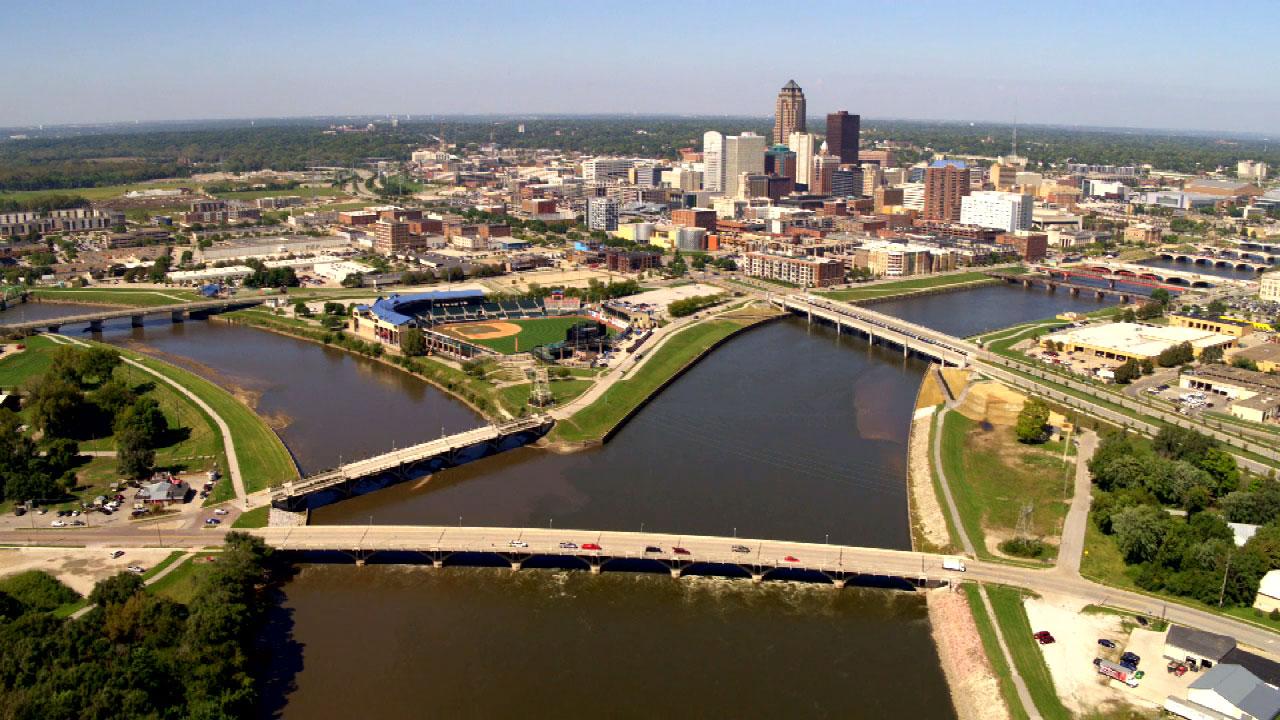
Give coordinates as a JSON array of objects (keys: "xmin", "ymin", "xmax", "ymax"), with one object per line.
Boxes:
[
  {"xmin": 960, "ymin": 583, "xmax": 1030, "ymax": 720},
  {"xmin": 30, "ymin": 288, "xmax": 204, "ymax": 307},
  {"xmin": 443, "ymin": 316, "xmax": 592, "ymax": 355},
  {"xmin": 0, "ymin": 180, "xmax": 193, "ymax": 203},
  {"xmin": 211, "ymin": 187, "xmax": 349, "ymax": 201},
  {"xmin": 985, "ymin": 585, "xmax": 1071, "ymax": 720},
  {"xmin": 819, "ymin": 271, "xmax": 1007, "ymax": 302}
]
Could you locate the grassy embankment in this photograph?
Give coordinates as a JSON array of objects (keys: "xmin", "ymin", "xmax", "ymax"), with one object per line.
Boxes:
[
  {"xmin": 549, "ymin": 316, "xmax": 760, "ymax": 444},
  {"xmin": 819, "ymin": 269, "xmax": 1023, "ymax": 303},
  {"xmin": 231, "ymin": 506, "xmax": 270, "ymax": 529},
  {"xmin": 146, "ymin": 551, "xmax": 221, "ymax": 603},
  {"xmin": 0, "ymin": 336, "xmax": 225, "ymax": 511},
  {"xmin": 938, "ymin": 410, "xmax": 1075, "ymax": 563},
  {"xmin": 984, "ymin": 585, "xmax": 1072, "ymax": 720},
  {"xmin": 28, "ymin": 288, "xmax": 204, "ymax": 306},
  {"xmin": 960, "ymin": 583, "xmax": 1030, "ymax": 720}
]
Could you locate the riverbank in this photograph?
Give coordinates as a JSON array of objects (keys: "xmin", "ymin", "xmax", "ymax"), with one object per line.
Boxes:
[
  {"xmin": 546, "ymin": 306, "xmax": 782, "ymax": 446},
  {"xmin": 908, "ymin": 367, "xmax": 963, "ymax": 554},
  {"xmin": 926, "ymin": 588, "xmax": 1012, "ymax": 720},
  {"xmin": 819, "ymin": 268, "xmax": 1026, "ymax": 305},
  {"xmin": 29, "ymin": 287, "xmax": 204, "ymax": 307}
]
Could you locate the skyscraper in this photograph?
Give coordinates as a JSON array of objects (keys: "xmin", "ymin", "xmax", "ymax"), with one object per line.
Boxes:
[
  {"xmin": 788, "ymin": 131, "xmax": 816, "ymax": 189},
  {"xmin": 774, "ymin": 80, "xmax": 806, "ymax": 145},
  {"xmin": 923, "ymin": 160, "xmax": 971, "ymax": 222},
  {"xmin": 702, "ymin": 131, "xmax": 724, "ymax": 193},
  {"xmin": 724, "ymin": 132, "xmax": 767, "ymax": 198},
  {"xmin": 826, "ymin": 111, "xmax": 861, "ymax": 165}
]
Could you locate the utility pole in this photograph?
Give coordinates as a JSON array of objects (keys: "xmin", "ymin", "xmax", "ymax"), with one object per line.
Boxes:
[{"xmin": 1219, "ymin": 548, "xmax": 1234, "ymax": 607}]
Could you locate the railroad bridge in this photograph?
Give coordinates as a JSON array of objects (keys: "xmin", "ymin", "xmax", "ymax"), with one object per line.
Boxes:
[
  {"xmin": 271, "ymin": 415, "xmax": 554, "ymax": 511},
  {"xmin": 0, "ymin": 297, "xmax": 267, "ymax": 334},
  {"xmin": 1157, "ymin": 252, "xmax": 1269, "ymax": 272},
  {"xmin": 986, "ymin": 271, "xmax": 1140, "ymax": 302}
]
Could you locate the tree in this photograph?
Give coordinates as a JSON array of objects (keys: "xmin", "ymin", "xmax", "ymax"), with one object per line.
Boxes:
[
  {"xmin": 88, "ymin": 572, "xmax": 145, "ymax": 608},
  {"xmin": 1136, "ymin": 301, "xmax": 1164, "ymax": 321},
  {"xmin": 92, "ymin": 378, "xmax": 137, "ymax": 417},
  {"xmin": 400, "ymin": 328, "xmax": 427, "ymax": 357},
  {"xmin": 1014, "ymin": 397, "xmax": 1050, "ymax": 443},
  {"xmin": 27, "ymin": 376, "xmax": 85, "ymax": 438},
  {"xmin": 293, "ymin": 301, "xmax": 312, "ymax": 318},
  {"xmin": 1113, "ymin": 358, "xmax": 1140, "ymax": 384},
  {"xmin": 1207, "ymin": 299, "xmax": 1228, "ymax": 316},
  {"xmin": 115, "ymin": 424, "xmax": 155, "ymax": 480},
  {"xmin": 1111, "ymin": 504, "xmax": 1169, "ymax": 563},
  {"xmin": 76, "ymin": 346, "xmax": 121, "ymax": 385},
  {"xmin": 1150, "ymin": 288, "xmax": 1172, "ymax": 307},
  {"xmin": 1200, "ymin": 345, "xmax": 1224, "ymax": 364},
  {"xmin": 1156, "ymin": 342, "xmax": 1194, "ymax": 368},
  {"xmin": 1140, "ymin": 358, "xmax": 1155, "ymax": 375},
  {"xmin": 115, "ymin": 397, "xmax": 167, "ymax": 448},
  {"xmin": 1120, "ymin": 308, "xmax": 1137, "ymax": 323},
  {"xmin": 40, "ymin": 437, "xmax": 79, "ymax": 477}
]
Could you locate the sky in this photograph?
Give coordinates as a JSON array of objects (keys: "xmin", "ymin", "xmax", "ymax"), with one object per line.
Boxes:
[{"xmin": 6, "ymin": 0, "xmax": 1279, "ymax": 135}]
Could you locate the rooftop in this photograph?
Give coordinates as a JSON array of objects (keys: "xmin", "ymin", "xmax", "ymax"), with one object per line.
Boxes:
[{"xmin": 1045, "ymin": 322, "xmax": 1236, "ymax": 357}]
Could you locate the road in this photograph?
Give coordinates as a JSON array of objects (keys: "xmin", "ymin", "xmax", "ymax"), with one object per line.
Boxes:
[{"xmin": 1057, "ymin": 431, "xmax": 1097, "ymax": 579}]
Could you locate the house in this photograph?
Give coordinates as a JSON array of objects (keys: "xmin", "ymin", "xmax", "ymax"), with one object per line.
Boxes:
[
  {"xmin": 1254, "ymin": 570, "xmax": 1280, "ymax": 614},
  {"xmin": 137, "ymin": 474, "xmax": 191, "ymax": 505},
  {"xmin": 1185, "ymin": 664, "xmax": 1280, "ymax": 720},
  {"xmin": 1166, "ymin": 625, "xmax": 1238, "ymax": 668}
]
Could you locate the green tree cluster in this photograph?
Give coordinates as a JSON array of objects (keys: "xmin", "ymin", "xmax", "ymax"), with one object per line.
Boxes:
[{"xmin": 1014, "ymin": 397, "xmax": 1051, "ymax": 443}]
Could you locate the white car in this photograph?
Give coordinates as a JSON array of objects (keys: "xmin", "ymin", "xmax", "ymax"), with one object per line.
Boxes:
[
  {"xmin": 213, "ymin": 508, "xmax": 230, "ymax": 516},
  {"xmin": 508, "ymin": 540, "xmax": 529, "ymax": 548},
  {"xmin": 126, "ymin": 565, "xmax": 145, "ymax": 574},
  {"xmin": 50, "ymin": 520, "xmax": 67, "ymax": 528}
]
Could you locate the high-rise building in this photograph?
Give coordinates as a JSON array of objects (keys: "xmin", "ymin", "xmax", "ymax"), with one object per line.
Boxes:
[
  {"xmin": 723, "ymin": 132, "xmax": 767, "ymax": 198},
  {"xmin": 959, "ymin": 191, "xmax": 1033, "ymax": 232},
  {"xmin": 923, "ymin": 161, "xmax": 971, "ymax": 222},
  {"xmin": 765, "ymin": 144, "xmax": 797, "ymax": 179},
  {"xmin": 773, "ymin": 80, "xmax": 806, "ymax": 145},
  {"xmin": 826, "ymin": 111, "xmax": 860, "ymax": 165},
  {"xmin": 860, "ymin": 163, "xmax": 883, "ymax": 195},
  {"xmin": 831, "ymin": 166, "xmax": 862, "ymax": 197},
  {"xmin": 811, "ymin": 154, "xmax": 841, "ymax": 195},
  {"xmin": 587, "ymin": 197, "xmax": 619, "ymax": 232},
  {"xmin": 788, "ymin": 131, "xmax": 816, "ymax": 189},
  {"xmin": 702, "ymin": 131, "xmax": 724, "ymax": 193},
  {"xmin": 582, "ymin": 158, "xmax": 635, "ymax": 182}
]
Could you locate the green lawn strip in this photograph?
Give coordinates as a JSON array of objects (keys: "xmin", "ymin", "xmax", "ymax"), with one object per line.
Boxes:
[
  {"xmin": 923, "ymin": 412, "xmax": 962, "ymax": 553},
  {"xmin": 147, "ymin": 551, "xmax": 220, "ymax": 604},
  {"xmin": 985, "ymin": 585, "xmax": 1071, "ymax": 720},
  {"xmin": 940, "ymin": 411, "xmax": 1071, "ymax": 564},
  {"xmin": 550, "ymin": 319, "xmax": 749, "ymax": 443},
  {"xmin": 0, "ymin": 181, "xmax": 193, "ymax": 202},
  {"xmin": 0, "ymin": 335, "xmax": 59, "ymax": 387},
  {"xmin": 29, "ymin": 288, "xmax": 203, "ymax": 307},
  {"xmin": 117, "ymin": 363, "xmax": 222, "ymax": 473},
  {"xmin": 115, "ymin": 348, "xmax": 298, "ymax": 492},
  {"xmin": 819, "ymin": 271, "xmax": 1002, "ymax": 302},
  {"xmin": 140, "ymin": 550, "xmax": 187, "ymax": 580},
  {"xmin": 51, "ymin": 599, "xmax": 91, "ymax": 619},
  {"xmin": 960, "ymin": 583, "xmax": 1030, "ymax": 720},
  {"xmin": 231, "ymin": 506, "xmax": 270, "ymax": 528},
  {"xmin": 497, "ymin": 379, "xmax": 592, "ymax": 415},
  {"xmin": 211, "ymin": 187, "xmax": 348, "ymax": 200}
]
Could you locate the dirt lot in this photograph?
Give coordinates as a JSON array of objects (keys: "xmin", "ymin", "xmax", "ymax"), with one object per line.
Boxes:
[
  {"xmin": 1024, "ymin": 594, "xmax": 1158, "ymax": 716},
  {"xmin": 482, "ymin": 268, "xmax": 613, "ymax": 294},
  {"xmin": 0, "ymin": 547, "xmax": 176, "ymax": 596},
  {"xmin": 956, "ymin": 381, "xmax": 1026, "ymax": 424},
  {"xmin": 927, "ymin": 588, "xmax": 1010, "ymax": 720}
]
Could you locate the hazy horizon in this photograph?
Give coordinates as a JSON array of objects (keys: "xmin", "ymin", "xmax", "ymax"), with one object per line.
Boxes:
[{"xmin": 8, "ymin": 0, "xmax": 1280, "ymax": 136}]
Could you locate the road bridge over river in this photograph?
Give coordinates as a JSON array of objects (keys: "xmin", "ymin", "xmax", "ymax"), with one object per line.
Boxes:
[
  {"xmin": 246, "ymin": 524, "xmax": 1280, "ymax": 656},
  {"xmin": 271, "ymin": 415, "xmax": 553, "ymax": 510},
  {"xmin": 770, "ymin": 294, "xmax": 971, "ymax": 366},
  {"xmin": 0, "ymin": 297, "xmax": 267, "ymax": 333}
]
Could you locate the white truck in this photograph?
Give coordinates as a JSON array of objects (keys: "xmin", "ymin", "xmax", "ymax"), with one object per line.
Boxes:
[{"xmin": 942, "ymin": 557, "xmax": 966, "ymax": 572}]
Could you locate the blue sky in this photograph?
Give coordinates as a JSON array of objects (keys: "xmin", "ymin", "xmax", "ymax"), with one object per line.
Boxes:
[{"xmin": 7, "ymin": 0, "xmax": 1278, "ymax": 134}]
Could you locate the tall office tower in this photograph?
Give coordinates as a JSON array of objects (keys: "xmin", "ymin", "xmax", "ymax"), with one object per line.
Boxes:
[
  {"xmin": 830, "ymin": 165, "xmax": 862, "ymax": 197},
  {"xmin": 723, "ymin": 132, "xmax": 767, "ymax": 198},
  {"xmin": 811, "ymin": 154, "xmax": 841, "ymax": 195},
  {"xmin": 826, "ymin": 110, "xmax": 861, "ymax": 165},
  {"xmin": 773, "ymin": 80, "xmax": 807, "ymax": 145},
  {"xmin": 788, "ymin": 131, "xmax": 816, "ymax": 189},
  {"xmin": 923, "ymin": 160, "xmax": 971, "ymax": 222},
  {"xmin": 702, "ymin": 131, "xmax": 724, "ymax": 193},
  {"xmin": 765, "ymin": 144, "xmax": 797, "ymax": 180},
  {"xmin": 860, "ymin": 163, "xmax": 883, "ymax": 195}
]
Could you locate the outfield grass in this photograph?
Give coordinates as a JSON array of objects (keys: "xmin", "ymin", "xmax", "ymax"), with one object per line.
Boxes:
[
  {"xmin": 231, "ymin": 506, "xmax": 270, "ymax": 529},
  {"xmin": 117, "ymin": 348, "xmax": 298, "ymax": 492},
  {"xmin": 550, "ymin": 318, "xmax": 752, "ymax": 443},
  {"xmin": 820, "ymin": 270, "xmax": 1011, "ymax": 302},
  {"xmin": 939, "ymin": 411, "xmax": 1073, "ymax": 562},
  {"xmin": 960, "ymin": 583, "xmax": 1030, "ymax": 720},
  {"xmin": 30, "ymin": 288, "xmax": 203, "ymax": 307},
  {"xmin": 445, "ymin": 316, "xmax": 592, "ymax": 355},
  {"xmin": 985, "ymin": 585, "xmax": 1071, "ymax": 720}
]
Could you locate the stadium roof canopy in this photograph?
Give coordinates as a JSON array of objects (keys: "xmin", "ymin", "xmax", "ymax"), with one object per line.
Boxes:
[{"xmin": 360, "ymin": 290, "xmax": 486, "ymax": 326}]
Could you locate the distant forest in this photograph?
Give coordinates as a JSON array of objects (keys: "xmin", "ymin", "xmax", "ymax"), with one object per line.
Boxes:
[{"xmin": 1, "ymin": 116, "xmax": 1277, "ymax": 192}]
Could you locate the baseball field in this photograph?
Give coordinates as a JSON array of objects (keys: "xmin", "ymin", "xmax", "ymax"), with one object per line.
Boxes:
[{"xmin": 437, "ymin": 316, "xmax": 593, "ymax": 354}]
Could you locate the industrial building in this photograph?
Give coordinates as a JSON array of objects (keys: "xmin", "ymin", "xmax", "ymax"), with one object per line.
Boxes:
[{"xmin": 1043, "ymin": 322, "xmax": 1238, "ymax": 363}]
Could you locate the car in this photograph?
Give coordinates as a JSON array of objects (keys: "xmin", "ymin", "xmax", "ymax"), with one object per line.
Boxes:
[
  {"xmin": 1134, "ymin": 670, "xmax": 1145, "ymax": 680},
  {"xmin": 783, "ymin": 555, "xmax": 800, "ymax": 563},
  {"xmin": 1169, "ymin": 663, "xmax": 1188, "ymax": 677},
  {"xmin": 508, "ymin": 540, "xmax": 529, "ymax": 548},
  {"xmin": 1135, "ymin": 616, "xmax": 1149, "ymax": 626},
  {"xmin": 205, "ymin": 518, "xmax": 221, "ymax": 525},
  {"xmin": 672, "ymin": 547, "xmax": 691, "ymax": 555},
  {"xmin": 559, "ymin": 542, "xmax": 578, "ymax": 549},
  {"xmin": 1121, "ymin": 651, "xmax": 1141, "ymax": 665},
  {"xmin": 1037, "ymin": 634, "xmax": 1056, "ymax": 645},
  {"xmin": 70, "ymin": 520, "xmax": 85, "ymax": 526},
  {"xmin": 1098, "ymin": 639, "xmax": 1116, "ymax": 648},
  {"xmin": 126, "ymin": 565, "xmax": 145, "ymax": 574},
  {"xmin": 1120, "ymin": 661, "xmax": 1137, "ymax": 672},
  {"xmin": 644, "ymin": 546, "xmax": 662, "ymax": 553},
  {"xmin": 1033, "ymin": 631, "xmax": 1052, "ymax": 639},
  {"xmin": 582, "ymin": 543, "xmax": 602, "ymax": 551},
  {"xmin": 731, "ymin": 545, "xmax": 751, "ymax": 553},
  {"xmin": 110, "ymin": 550, "xmax": 124, "ymax": 559},
  {"xmin": 213, "ymin": 508, "xmax": 229, "ymax": 516},
  {"xmin": 50, "ymin": 520, "xmax": 67, "ymax": 527}
]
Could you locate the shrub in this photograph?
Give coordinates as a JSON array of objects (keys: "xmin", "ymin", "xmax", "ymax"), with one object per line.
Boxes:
[{"xmin": 998, "ymin": 537, "xmax": 1048, "ymax": 559}]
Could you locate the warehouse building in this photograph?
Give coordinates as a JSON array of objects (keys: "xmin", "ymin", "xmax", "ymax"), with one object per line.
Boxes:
[{"xmin": 1043, "ymin": 322, "xmax": 1238, "ymax": 363}]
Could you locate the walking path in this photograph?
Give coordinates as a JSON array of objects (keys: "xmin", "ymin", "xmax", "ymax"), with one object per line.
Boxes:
[
  {"xmin": 45, "ymin": 334, "xmax": 248, "ymax": 505},
  {"xmin": 69, "ymin": 551, "xmax": 193, "ymax": 619},
  {"xmin": 1057, "ymin": 431, "xmax": 1097, "ymax": 579}
]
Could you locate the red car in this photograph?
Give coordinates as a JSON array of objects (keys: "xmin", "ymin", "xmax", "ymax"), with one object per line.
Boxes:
[
  {"xmin": 672, "ymin": 547, "xmax": 691, "ymax": 555},
  {"xmin": 581, "ymin": 543, "xmax": 602, "ymax": 551},
  {"xmin": 783, "ymin": 555, "xmax": 800, "ymax": 563}
]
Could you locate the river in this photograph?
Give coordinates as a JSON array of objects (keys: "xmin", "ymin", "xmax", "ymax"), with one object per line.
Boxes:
[{"xmin": 0, "ymin": 284, "xmax": 1121, "ymax": 719}]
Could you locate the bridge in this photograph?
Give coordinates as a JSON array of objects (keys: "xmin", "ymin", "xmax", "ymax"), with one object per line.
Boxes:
[
  {"xmin": 986, "ymin": 271, "xmax": 1143, "ymax": 302},
  {"xmin": 1225, "ymin": 238, "xmax": 1280, "ymax": 256},
  {"xmin": 1046, "ymin": 263, "xmax": 1216, "ymax": 290},
  {"xmin": 271, "ymin": 415, "xmax": 554, "ymax": 511},
  {"xmin": 0, "ymin": 297, "xmax": 268, "ymax": 333},
  {"xmin": 243, "ymin": 524, "xmax": 1280, "ymax": 655},
  {"xmin": 1157, "ymin": 251, "xmax": 1270, "ymax": 272},
  {"xmin": 771, "ymin": 294, "xmax": 971, "ymax": 367}
]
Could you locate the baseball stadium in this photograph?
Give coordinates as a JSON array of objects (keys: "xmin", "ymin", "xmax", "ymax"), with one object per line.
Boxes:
[{"xmin": 351, "ymin": 289, "xmax": 613, "ymax": 359}]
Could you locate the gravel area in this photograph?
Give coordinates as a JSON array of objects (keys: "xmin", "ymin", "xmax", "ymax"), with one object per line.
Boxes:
[
  {"xmin": 927, "ymin": 587, "xmax": 1010, "ymax": 720},
  {"xmin": 908, "ymin": 411, "xmax": 951, "ymax": 551}
]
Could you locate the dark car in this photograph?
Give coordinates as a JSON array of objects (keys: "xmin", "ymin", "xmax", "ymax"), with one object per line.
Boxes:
[
  {"xmin": 644, "ymin": 546, "xmax": 662, "ymax": 553},
  {"xmin": 730, "ymin": 545, "xmax": 751, "ymax": 553},
  {"xmin": 558, "ymin": 542, "xmax": 578, "ymax": 550},
  {"xmin": 1098, "ymin": 639, "xmax": 1116, "ymax": 648},
  {"xmin": 1122, "ymin": 651, "xmax": 1141, "ymax": 666},
  {"xmin": 672, "ymin": 547, "xmax": 691, "ymax": 555}
]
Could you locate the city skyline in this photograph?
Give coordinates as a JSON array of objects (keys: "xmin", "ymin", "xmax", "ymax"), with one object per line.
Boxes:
[{"xmin": 6, "ymin": 0, "xmax": 1280, "ymax": 135}]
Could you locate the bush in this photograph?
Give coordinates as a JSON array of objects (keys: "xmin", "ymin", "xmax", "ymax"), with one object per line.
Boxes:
[
  {"xmin": 0, "ymin": 571, "xmax": 79, "ymax": 612},
  {"xmin": 998, "ymin": 537, "xmax": 1048, "ymax": 558}
]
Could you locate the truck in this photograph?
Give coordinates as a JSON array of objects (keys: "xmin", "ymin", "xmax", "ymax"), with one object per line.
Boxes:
[
  {"xmin": 1096, "ymin": 659, "xmax": 1139, "ymax": 687},
  {"xmin": 942, "ymin": 557, "xmax": 967, "ymax": 572}
]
